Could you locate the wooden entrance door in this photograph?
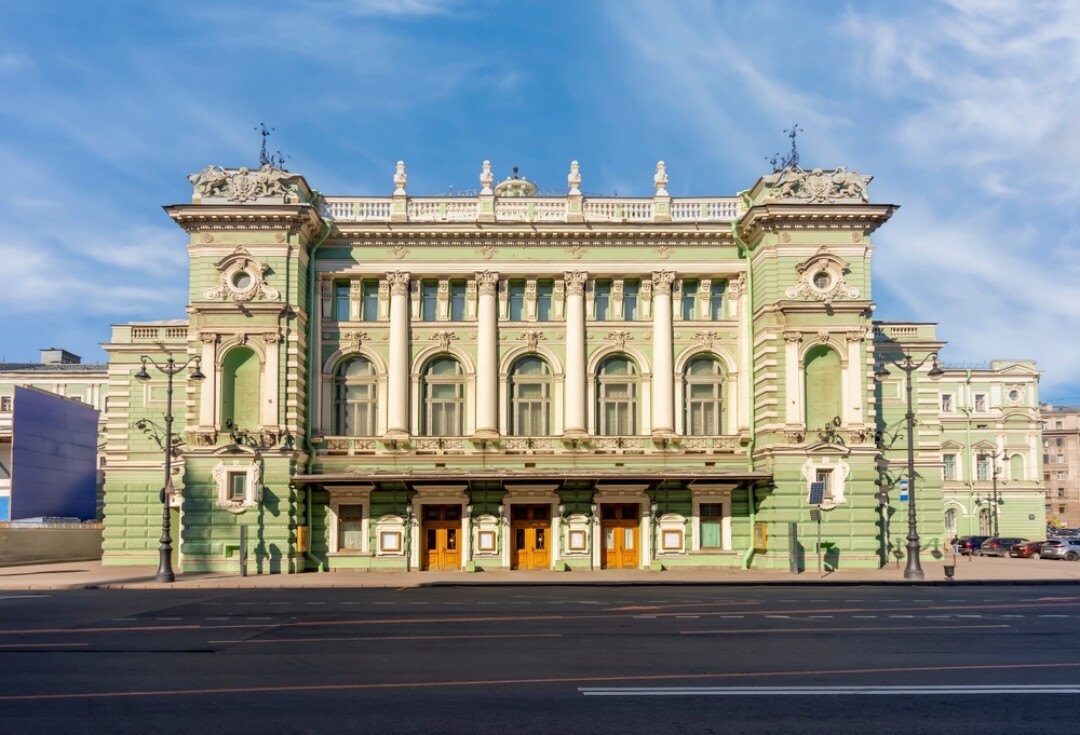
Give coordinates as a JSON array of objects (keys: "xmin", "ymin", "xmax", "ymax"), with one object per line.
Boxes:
[
  {"xmin": 421, "ymin": 504, "xmax": 462, "ymax": 571},
  {"xmin": 510, "ymin": 504, "xmax": 551, "ymax": 570},
  {"xmin": 601, "ymin": 503, "xmax": 639, "ymax": 570}
]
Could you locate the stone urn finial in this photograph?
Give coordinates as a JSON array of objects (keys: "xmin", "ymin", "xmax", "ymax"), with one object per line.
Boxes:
[
  {"xmin": 393, "ymin": 161, "xmax": 407, "ymax": 195},
  {"xmin": 480, "ymin": 160, "xmax": 494, "ymax": 194},
  {"xmin": 568, "ymin": 160, "xmax": 581, "ymax": 195},
  {"xmin": 653, "ymin": 161, "xmax": 669, "ymax": 196}
]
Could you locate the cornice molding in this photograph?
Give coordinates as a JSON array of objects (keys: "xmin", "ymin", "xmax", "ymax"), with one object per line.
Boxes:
[
  {"xmin": 165, "ymin": 204, "xmax": 326, "ymax": 242},
  {"xmin": 737, "ymin": 203, "xmax": 898, "ymax": 242},
  {"xmin": 324, "ymin": 226, "xmax": 736, "ymax": 250}
]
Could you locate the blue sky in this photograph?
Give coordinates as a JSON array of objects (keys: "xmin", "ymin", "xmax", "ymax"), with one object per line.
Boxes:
[{"xmin": 1, "ymin": 1, "xmax": 1078, "ymax": 402}]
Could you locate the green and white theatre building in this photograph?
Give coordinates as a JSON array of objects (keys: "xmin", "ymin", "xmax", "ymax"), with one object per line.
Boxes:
[{"xmin": 100, "ymin": 161, "xmax": 1046, "ymax": 574}]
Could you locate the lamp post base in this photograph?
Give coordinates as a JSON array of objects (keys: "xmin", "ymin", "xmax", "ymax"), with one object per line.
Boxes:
[{"xmin": 903, "ymin": 540, "xmax": 924, "ymax": 581}]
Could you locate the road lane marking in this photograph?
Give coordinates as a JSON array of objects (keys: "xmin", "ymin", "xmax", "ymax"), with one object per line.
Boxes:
[
  {"xmin": 209, "ymin": 632, "xmax": 562, "ymax": 645},
  {"xmin": 579, "ymin": 684, "xmax": 1080, "ymax": 696},
  {"xmin": 4, "ymin": 660, "xmax": 1079, "ymax": 703},
  {"xmin": 0, "ymin": 642, "xmax": 89, "ymax": 649},
  {"xmin": 681, "ymin": 624, "xmax": 1008, "ymax": 636},
  {"xmin": 0, "ymin": 595, "xmax": 50, "ymax": 601}
]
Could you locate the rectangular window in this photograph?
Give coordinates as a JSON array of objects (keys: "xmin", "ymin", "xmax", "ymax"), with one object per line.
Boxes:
[
  {"xmin": 1060, "ymin": 506, "xmax": 1067, "ymax": 514},
  {"xmin": 228, "ymin": 472, "xmax": 247, "ymax": 502},
  {"xmin": 339, "ymin": 504, "xmax": 364, "ymax": 551},
  {"xmin": 334, "ymin": 281, "xmax": 351, "ymax": 321},
  {"xmin": 594, "ymin": 281, "xmax": 611, "ymax": 320},
  {"xmin": 1056, "ymin": 437, "xmax": 1064, "ymax": 447},
  {"xmin": 700, "ymin": 503, "xmax": 723, "ymax": 549},
  {"xmin": 1044, "ymin": 454, "xmax": 1051, "ymax": 464},
  {"xmin": 536, "ymin": 280, "xmax": 553, "ymax": 321},
  {"xmin": 449, "ymin": 281, "xmax": 466, "ymax": 321},
  {"xmin": 940, "ymin": 394, "xmax": 954, "ymax": 413},
  {"xmin": 1058, "ymin": 454, "xmax": 1066, "ymax": 464},
  {"xmin": 1058, "ymin": 471, "xmax": 1067, "ymax": 480},
  {"xmin": 943, "ymin": 454, "xmax": 957, "ymax": 481},
  {"xmin": 622, "ymin": 280, "xmax": 639, "ymax": 320},
  {"xmin": 710, "ymin": 280, "xmax": 726, "ymax": 320},
  {"xmin": 361, "ymin": 281, "xmax": 379, "ymax": 322},
  {"xmin": 421, "ymin": 280, "xmax": 438, "ymax": 321},
  {"xmin": 1057, "ymin": 421, "xmax": 1064, "ymax": 429},
  {"xmin": 816, "ymin": 469, "xmax": 833, "ymax": 502},
  {"xmin": 974, "ymin": 393, "xmax": 987, "ymax": 412},
  {"xmin": 976, "ymin": 455, "xmax": 990, "ymax": 482},
  {"xmin": 681, "ymin": 279, "xmax": 699, "ymax": 320},
  {"xmin": 1058, "ymin": 488, "xmax": 1066, "ymax": 498},
  {"xmin": 508, "ymin": 280, "xmax": 526, "ymax": 321},
  {"xmin": 0, "ymin": 396, "xmax": 11, "ymax": 411}
]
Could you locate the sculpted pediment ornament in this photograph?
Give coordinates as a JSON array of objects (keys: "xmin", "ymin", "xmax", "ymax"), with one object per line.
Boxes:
[
  {"xmin": 204, "ymin": 248, "xmax": 280, "ymax": 302},
  {"xmin": 762, "ymin": 166, "xmax": 871, "ymax": 204},
  {"xmin": 188, "ymin": 164, "xmax": 299, "ymax": 203},
  {"xmin": 785, "ymin": 248, "xmax": 859, "ymax": 304}
]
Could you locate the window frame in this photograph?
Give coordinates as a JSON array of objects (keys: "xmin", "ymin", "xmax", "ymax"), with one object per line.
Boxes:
[
  {"xmin": 509, "ymin": 356, "xmax": 552, "ymax": 436},
  {"xmin": 421, "ymin": 357, "xmax": 465, "ymax": 436},
  {"xmin": 596, "ymin": 356, "xmax": 638, "ymax": 435}
]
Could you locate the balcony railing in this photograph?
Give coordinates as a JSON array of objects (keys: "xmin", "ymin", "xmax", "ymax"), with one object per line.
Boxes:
[{"xmin": 322, "ymin": 196, "xmax": 742, "ymax": 224}]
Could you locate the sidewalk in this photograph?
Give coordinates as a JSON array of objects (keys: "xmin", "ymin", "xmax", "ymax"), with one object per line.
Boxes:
[{"xmin": 3, "ymin": 556, "xmax": 1080, "ymax": 590}]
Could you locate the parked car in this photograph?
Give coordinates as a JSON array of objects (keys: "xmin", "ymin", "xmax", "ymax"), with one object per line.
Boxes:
[
  {"xmin": 1040, "ymin": 539, "xmax": 1080, "ymax": 561},
  {"xmin": 956, "ymin": 536, "xmax": 991, "ymax": 556},
  {"xmin": 978, "ymin": 537, "xmax": 1028, "ymax": 557},
  {"xmin": 1009, "ymin": 540, "xmax": 1047, "ymax": 559}
]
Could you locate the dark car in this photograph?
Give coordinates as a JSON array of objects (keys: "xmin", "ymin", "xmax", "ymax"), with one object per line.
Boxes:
[
  {"xmin": 957, "ymin": 536, "xmax": 991, "ymax": 556},
  {"xmin": 978, "ymin": 537, "xmax": 1028, "ymax": 557},
  {"xmin": 1010, "ymin": 540, "xmax": 1047, "ymax": 558}
]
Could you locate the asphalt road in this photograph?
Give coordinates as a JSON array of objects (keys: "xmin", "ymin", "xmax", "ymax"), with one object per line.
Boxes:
[{"xmin": 2, "ymin": 584, "xmax": 1080, "ymax": 734}]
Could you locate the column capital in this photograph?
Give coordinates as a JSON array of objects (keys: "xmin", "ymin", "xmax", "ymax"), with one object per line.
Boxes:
[
  {"xmin": 564, "ymin": 270, "xmax": 588, "ymax": 295},
  {"xmin": 651, "ymin": 271, "xmax": 676, "ymax": 294},
  {"xmin": 475, "ymin": 270, "xmax": 499, "ymax": 295},
  {"xmin": 386, "ymin": 271, "xmax": 411, "ymax": 295}
]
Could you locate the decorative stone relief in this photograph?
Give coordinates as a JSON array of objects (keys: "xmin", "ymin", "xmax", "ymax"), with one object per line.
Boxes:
[
  {"xmin": 275, "ymin": 232, "xmax": 286, "ymax": 243},
  {"xmin": 480, "ymin": 160, "xmax": 494, "ymax": 194},
  {"xmin": 762, "ymin": 166, "xmax": 871, "ymax": 204},
  {"xmin": 189, "ymin": 164, "xmax": 295, "ymax": 203},
  {"xmin": 393, "ymin": 161, "xmax": 407, "ymax": 195},
  {"xmin": 200, "ymin": 231, "xmax": 214, "ymax": 244},
  {"xmin": 199, "ymin": 332, "xmax": 220, "ymax": 344},
  {"xmin": 783, "ymin": 331, "xmax": 802, "ymax": 343},
  {"xmin": 478, "ymin": 244, "xmax": 498, "ymax": 260},
  {"xmin": 606, "ymin": 331, "xmax": 633, "ymax": 349},
  {"xmin": 728, "ymin": 274, "xmax": 745, "ymax": 300},
  {"xmin": 213, "ymin": 459, "xmax": 263, "ymax": 514},
  {"xmin": 341, "ymin": 331, "xmax": 367, "ymax": 353},
  {"xmin": 389, "ymin": 244, "xmax": 409, "ymax": 260},
  {"xmin": 432, "ymin": 330, "xmax": 458, "ymax": 350},
  {"xmin": 519, "ymin": 331, "xmax": 546, "ymax": 350},
  {"xmin": 203, "ymin": 248, "xmax": 280, "ymax": 302},
  {"xmin": 694, "ymin": 331, "xmax": 721, "ymax": 349},
  {"xmin": 567, "ymin": 244, "xmax": 586, "ymax": 260},
  {"xmin": 845, "ymin": 328, "xmax": 867, "ymax": 343},
  {"xmin": 656, "ymin": 244, "xmax": 672, "ymax": 260},
  {"xmin": 785, "ymin": 248, "xmax": 860, "ymax": 304}
]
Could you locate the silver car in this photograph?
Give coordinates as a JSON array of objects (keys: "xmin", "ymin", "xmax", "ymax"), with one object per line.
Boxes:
[{"xmin": 1040, "ymin": 539, "xmax": 1080, "ymax": 561}]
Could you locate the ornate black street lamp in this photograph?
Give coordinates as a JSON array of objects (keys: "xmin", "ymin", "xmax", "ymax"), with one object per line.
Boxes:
[
  {"xmin": 983, "ymin": 448, "xmax": 1007, "ymax": 537},
  {"xmin": 875, "ymin": 352, "xmax": 944, "ymax": 581},
  {"xmin": 134, "ymin": 354, "xmax": 205, "ymax": 583}
]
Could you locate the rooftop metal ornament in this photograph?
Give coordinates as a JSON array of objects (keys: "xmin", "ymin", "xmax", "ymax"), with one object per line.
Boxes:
[
  {"xmin": 767, "ymin": 123, "xmax": 803, "ymax": 172},
  {"xmin": 256, "ymin": 123, "xmax": 289, "ymax": 171}
]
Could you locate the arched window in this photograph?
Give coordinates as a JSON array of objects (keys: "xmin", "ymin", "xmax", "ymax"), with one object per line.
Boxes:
[
  {"xmin": 684, "ymin": 355, "xmax": 724, "ymax": 435},
  {"xmin": 978, "ymin": 507, "xmax": 992, "ymax": 535},
  {"xmin": 334, "ymin": 356, "xmax": 377, "ymax": 436},
  {"xmin": 1009, "ymin": 453, "xmax": 1024, "ymax": 482},
  {"xmin": 422, "ymin": 357, "xmax": 465, "ymax": 436},
  {"xmin": 944, "ymin": 507, "xmax": 958, "ymax": 540},
  {"xmin": 509, "ymin": 356, "xmax": 551, "ymax": 436},
  {"xmin": 804, "ymin": 345, "xmax": 841, "ymax": 431},
  {"xmin": 596, "ymin": 356, "xmax": 638, "ymax": 435},
  {"xmin": 221, "ymin": 347, "xmax": 259, "ymax": 430}
]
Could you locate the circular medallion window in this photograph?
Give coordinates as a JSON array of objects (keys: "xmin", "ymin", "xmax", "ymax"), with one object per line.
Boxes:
[
  {"xmin": 1008, "ymin": 388, "xmax": 1021, "ymax": 402},
  {"xmin": 231, "ymin": 270, "xmax": 253, "ymax": 291},
  {"xmin": 812, "ymin": 270, "xmax": 832, "ymax": 290}
]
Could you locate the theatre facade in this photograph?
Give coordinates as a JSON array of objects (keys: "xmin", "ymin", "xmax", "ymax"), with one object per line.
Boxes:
[{"xmin": 100, "ymin": 161, "xmax": 1044, "ymax": 573}]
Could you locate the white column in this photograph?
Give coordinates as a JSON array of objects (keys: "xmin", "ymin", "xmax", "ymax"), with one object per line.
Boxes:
[
  {"xmin": 651, "ymin": 271, "xmax": 675, "ymax": 436},
  {"xmin": 732, "ymin": 273, "xmax": 751, "ymax": 433},
  {"xmin": 261, "ymin": 332, "xmax": 280, "ymax": 428},
  {"xmin": 784, "ymin": 332, "xmax": 803, "ymax": 426},
  {"xmin": 563, "ymin": 271, "xmax": 588, "ymax": 437},
  {"xmin": 198, "ymin": 332, "xmax": 218, "ymax": 427},
  {"xmin": 475, "ymin": 271, "xmax": 499, "ymax": 437},
  {"xmin": 845, "ymin": 330, "xmax": 863, "ymax": 425},
  {"xmin": 387, "ymin": 272, "xmax": 411, "ymax": 437}
]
